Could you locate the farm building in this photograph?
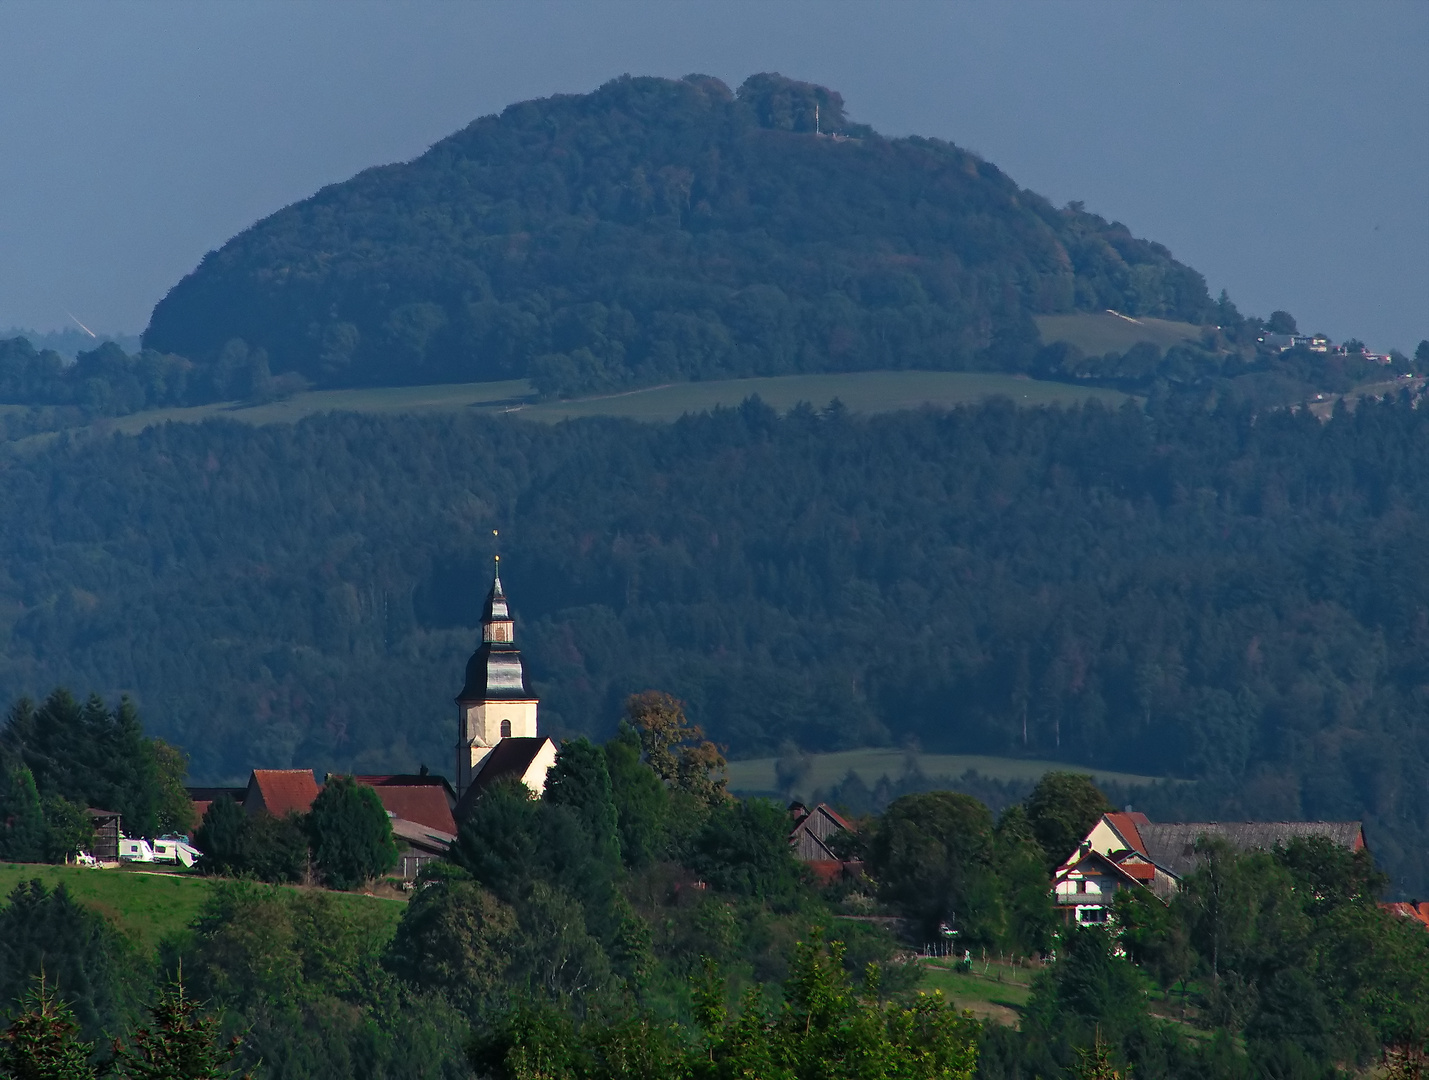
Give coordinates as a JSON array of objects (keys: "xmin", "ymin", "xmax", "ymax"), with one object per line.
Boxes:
[{"xmin": 1053, "ymin": 812, "xmax": 1366, "ymax": 925}]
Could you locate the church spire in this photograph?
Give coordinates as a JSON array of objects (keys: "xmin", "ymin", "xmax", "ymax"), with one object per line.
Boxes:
[
  {"xmin": 455, "ymin": 545, "xmax": 540, "ymax": 798},
  {"xmin": 482, "ymin": 561, "xmax": 513, "ymax": 643}
]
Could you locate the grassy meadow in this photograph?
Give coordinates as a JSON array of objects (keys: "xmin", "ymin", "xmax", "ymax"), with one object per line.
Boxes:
[
  {"xmin": 0, "ymin": 862, "xmax": 405, "ymax": 953},
  {"xmin": 12, "ymin": 369, "xmax": 1134, "ymax": 449},
  {"xmin": 512, "ymin": 370, "xmax": 1130, "ymax": 422},
  {"xmin": 1035, "ymin": 311, "xmax": 1204, "ymax": 355},
  {"xmin": 915, "ymin": 955, "xmax": 1036, "ymax": 1026},
  {"xmin": 725, "ymin": 748, "xmax": 1165, "ymax": 803}
]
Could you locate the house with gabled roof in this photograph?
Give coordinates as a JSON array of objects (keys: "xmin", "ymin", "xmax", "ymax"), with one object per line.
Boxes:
[
  {"xmin": 1053, "ymin": 811, "xmax": 1367, "ymax": 924},
  {"xmin": 787, "ymin": 802, "xmax": 861, "ymax": 885}
]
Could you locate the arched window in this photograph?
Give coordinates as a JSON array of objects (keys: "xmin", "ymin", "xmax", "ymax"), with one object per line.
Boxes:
[{"xmin": 500, "ymin": 719, "xmax": 512, "ymax": 738}]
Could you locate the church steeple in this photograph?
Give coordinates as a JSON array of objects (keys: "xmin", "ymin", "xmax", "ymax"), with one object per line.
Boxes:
[
  {"xmin": 454, "ymin": 558, "xmax": 540, "ymax": 798},
  {"xmin": 482, "ymin": 560, "xmax": 514, "ymax": 644}
]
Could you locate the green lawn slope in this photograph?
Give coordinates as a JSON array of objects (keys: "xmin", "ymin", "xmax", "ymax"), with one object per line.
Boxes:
[
  {"xmin": 0, "ymin": 863, "xmax": 405, "ymax": 953},
  {"xmin": 1035, "ymin": 311, "xmax": 1204, "ymax": 355},
  {"xmin": 915, "ymin": 955, "xmax": 1035, "ymax": 1026}
]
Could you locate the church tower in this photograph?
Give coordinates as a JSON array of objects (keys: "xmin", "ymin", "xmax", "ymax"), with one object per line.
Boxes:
[{"xmin": 454, "ymin": 562, "xmax": 539, "ymax": 798}]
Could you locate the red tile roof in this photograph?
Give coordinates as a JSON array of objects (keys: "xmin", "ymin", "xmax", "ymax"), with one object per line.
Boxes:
[
  {"xmin": 1104, "ymin": 811, "xmax": 1149, "ymax": 854},
  {"xmin": 356, "ymin": 783, "xmax": 456, "ymax": 835},
  {"xmin": 352, "ymin": 773, "xmax": 456, "ymax": 807},
  {"xmin": 1381, "ymin": 901, "xmax": 1429, "ymax": 930},
  {"xmin": 246, "ymin": 770, "xmax": 320, "ymax": 817}
]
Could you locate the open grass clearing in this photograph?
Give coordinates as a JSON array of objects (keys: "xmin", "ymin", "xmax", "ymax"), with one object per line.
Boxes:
[
  {"xmin": 10, "ymin": 370, "xmax": 1133, "ymax": 448},
  {"xmin": 725, "ymin": 748, "xmax": 1167, "ymax": 803},
  {"xmin": 1035, "ymin": 311, "xmax": 1204, "ymax": 355},
  {"xmin": 104, "ymin": 378, "xmax": 533, "ymax": 436},
  {"xmin": 915, "ymin": 956, "xmax": 1035, "ymax": 1026},
  {"xmin": 512, "ymin": 370, "xmax": 1131, "ymax": 421},
  {"xmin": 0, "ymin": 862, "xmax": 405, "ymax": 953}
]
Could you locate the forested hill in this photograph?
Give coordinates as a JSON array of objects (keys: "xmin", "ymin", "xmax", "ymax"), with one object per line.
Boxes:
[
  {"xmin": 2, "ymin": 394, "xmax": 1427, "ymax": 890},
  {"xmin": 142, "ymin": 73, "xmax": 1217, "ymax": 397}
]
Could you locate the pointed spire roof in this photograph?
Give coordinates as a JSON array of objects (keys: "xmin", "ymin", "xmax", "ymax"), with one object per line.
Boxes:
[
  {"xmin": 483, "ymin": 567, "xmax": 511, "ymax": 624},
  {"xmin": 458, "ymin": 565, "xmax": 533, "ymax": 703}
]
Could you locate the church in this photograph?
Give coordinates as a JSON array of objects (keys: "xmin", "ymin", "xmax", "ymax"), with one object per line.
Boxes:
[
  {"xmin": 184, "ymin": 561, "xmax": 556, "ymax": 880},
  {"xmin": 452, "ymin": 561, "xmax": 557, "ymax": 816}
]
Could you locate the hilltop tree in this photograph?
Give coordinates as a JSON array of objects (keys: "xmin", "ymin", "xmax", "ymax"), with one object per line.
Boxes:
[
  {"xmin": 1024, "ymin": 773, "xmax": 1112, "ymax": 870},
  {"xmin": 0, "ymin": 880, "xmax": 140, "ymax": 1046},
  {"xmin": 624, "ymin": 692, "xmax": 727, "ymax": 807},
  {"xmin": 1266, "ymin": 310, "xmax": 1299, "ymax": 335},
  {"xmin": 543, "ymin": 738, "xmax": 620, "ymax": 864},
  {"xmin": 383, "ymin": 865, "xmax": 519, "ymax": 1021},
  {"xmin": 602, "ymin": 726, "xmax": 669, "ymax": 869},
  {"xmin": 1, "ymin": 690, "xmax": 186, "ymax": 841},
  {"xmin": 867, "ymin": 791, "xmax": 999, "ymax": 941},
  {"xmin": 305, "ymin": 775, "xmax": 397, "ymax": 890}
]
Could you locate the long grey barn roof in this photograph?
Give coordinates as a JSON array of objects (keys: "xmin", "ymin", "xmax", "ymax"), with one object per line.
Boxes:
[{"xmin": 1139, "ymin": 821, "xmax": 1363, "ymax": 879}]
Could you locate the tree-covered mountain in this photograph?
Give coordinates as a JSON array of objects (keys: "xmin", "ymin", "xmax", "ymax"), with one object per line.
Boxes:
[
  {"xmin": 1, "ymin": 393, "xmax": 1426, "ymax": 890},
  {"xmin": 143, "ymin": 73, "xmax": 1219, "ymax": 397}
]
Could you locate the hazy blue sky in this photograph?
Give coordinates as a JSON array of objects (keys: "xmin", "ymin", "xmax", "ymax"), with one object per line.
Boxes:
[{"xmin": 2, "ymin": 1, "xmax": 1425, "ymax": 350}]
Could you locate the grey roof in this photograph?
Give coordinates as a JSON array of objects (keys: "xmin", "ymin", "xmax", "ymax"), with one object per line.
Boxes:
[
  {"xmin": 457, "ymin": 642, "xmax": 533, "ymax": 701},
  {"xmin": 458, "ymin": 573, "xmax": 533, "ymax": 702},
  {"xmin": 390, "ymin": 816, "xmax": 456, "ymax": 856},
  {"xmin": 1139, "ymin": 821, "xmax": 1364, "ymax": 880}
]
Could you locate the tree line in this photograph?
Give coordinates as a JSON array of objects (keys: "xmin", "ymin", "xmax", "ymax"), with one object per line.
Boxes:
[{"xmin": 0, "ymin": 689, "xmax": 192, "ymax": 862}]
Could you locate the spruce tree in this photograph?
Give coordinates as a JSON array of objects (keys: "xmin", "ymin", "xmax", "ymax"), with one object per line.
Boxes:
[
  {"xmin": 111, "ymin": 975, "xmax": 247, "ymax": 1080},
  {"xmin": 0, "ymin": 973, "xmax": 98, "ymax": 1080},
  {"xmin": 0, "ymin": 759, "xmax": 46, "ymax": 863}
]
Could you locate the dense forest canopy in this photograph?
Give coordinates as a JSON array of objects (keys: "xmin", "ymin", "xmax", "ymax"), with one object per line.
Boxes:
[
  {"xmin": 142, "ymin": 73, "xmax": 1220, "ymax": 396},
  {"xmin": 0, "ymin": 394, "xmax": 1425, "ymax": 890}
]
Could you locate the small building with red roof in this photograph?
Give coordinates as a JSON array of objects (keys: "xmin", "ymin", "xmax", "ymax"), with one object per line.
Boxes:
[
  {"xmin": 243, "ymin": 769, "xmax": 321, "ymax": 817},
  {"xmin": 347, "ymin": 773, "xmax": 458, "ymax": 836}
]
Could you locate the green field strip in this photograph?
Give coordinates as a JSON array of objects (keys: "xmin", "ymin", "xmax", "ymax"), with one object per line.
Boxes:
[
  {"xmin": 513, "ymin": 370, "xmax": 1130, "ymax": 422},
  {"xmin": 11, "ymin": 370, "xmax": 1132, "ymax": 449},
  {"xmin": 725, "ymin": 748, "xmax": 1167, "ymax": 802}
]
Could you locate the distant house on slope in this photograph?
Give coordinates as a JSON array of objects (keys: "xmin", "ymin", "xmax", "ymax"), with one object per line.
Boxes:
[
  {"xmin": 788, "ymin": 802, "xmax": 859, "ymax": 884},
  {"xmin": 1053, "ymin": 812, "xmax": 1366, "ymax": 925}
]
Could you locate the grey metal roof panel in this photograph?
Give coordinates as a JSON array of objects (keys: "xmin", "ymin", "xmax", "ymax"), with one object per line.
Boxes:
[
  {"xmin": 456, "ymin": 642, "xmax": 533, "ymax": 701},
  {"xmin": 1138, "ymin": 821, "xmax": 1364, "ymax": 879}
]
